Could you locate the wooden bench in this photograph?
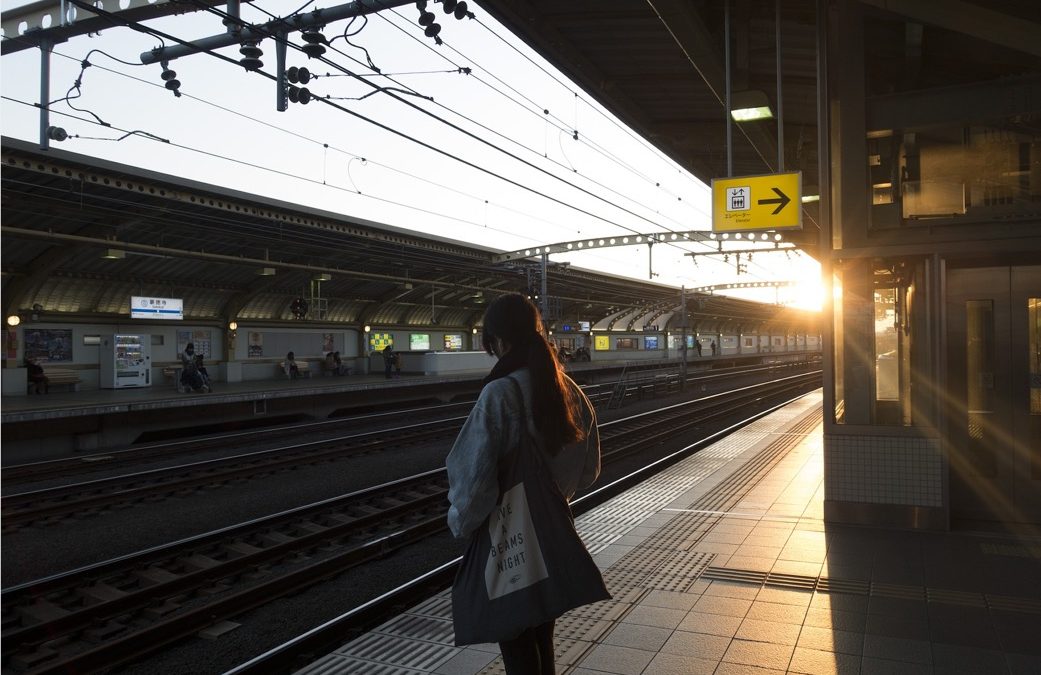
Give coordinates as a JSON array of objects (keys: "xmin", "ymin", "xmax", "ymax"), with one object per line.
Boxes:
[
  {"xmin": 29, "ymin": 367, "xmax": 81, "ymax": 393},
  {"xmin": 162, "ymin": 366, "xmax": 183, "ymax": 391}
]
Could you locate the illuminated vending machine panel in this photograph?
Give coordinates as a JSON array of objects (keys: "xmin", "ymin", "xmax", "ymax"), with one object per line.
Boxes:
[{"xmin": 100, "ymin": 334, "xmax": 152, "ymax": 388}]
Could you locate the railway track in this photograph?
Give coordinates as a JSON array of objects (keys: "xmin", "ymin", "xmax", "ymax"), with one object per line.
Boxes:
[
  {"xmin": 1, "ymin": 372, "xmax": 819, "ymax": 674},
  {"xmin": 1, "ymin": 360, "xmax": 803, "ymax": 490},
  {"xmin": 0, "ymin": 401, "xmax": 477, "ymax": 488},
  {"xmin": 2, "ymin": 363, "xmax": 813, "ymax": 530}
]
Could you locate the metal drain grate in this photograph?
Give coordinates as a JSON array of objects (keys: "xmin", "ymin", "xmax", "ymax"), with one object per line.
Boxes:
[{"xmin": 698, "ymin": 566, "xmax": 1041, "ymax": 616}]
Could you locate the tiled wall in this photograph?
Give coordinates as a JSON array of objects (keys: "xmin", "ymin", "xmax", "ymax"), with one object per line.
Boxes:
[{"xmin": 824, "ymin": 433, "xmax": 943, "ymax": 507}]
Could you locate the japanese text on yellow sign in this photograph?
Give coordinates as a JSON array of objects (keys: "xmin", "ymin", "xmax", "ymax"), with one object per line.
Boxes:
[{"xmin": 711, "ymin": 171, "xmax": 802, "ymax": 232}]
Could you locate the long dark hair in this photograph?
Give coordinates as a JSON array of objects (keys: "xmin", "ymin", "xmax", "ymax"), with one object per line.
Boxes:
[{"xmin": 481, "ymin": 293, "xmax": 585, "ymax": 450}]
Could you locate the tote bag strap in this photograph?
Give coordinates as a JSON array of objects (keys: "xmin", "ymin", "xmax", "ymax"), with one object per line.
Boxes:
[{"xmin": 504, "ymin": 375, "xmax": 551, "ymax": 471}]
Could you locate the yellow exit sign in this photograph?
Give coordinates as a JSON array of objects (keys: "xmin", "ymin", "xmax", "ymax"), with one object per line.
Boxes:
[{"xmin": 711, "ymin": 171, "xmax": 802, "ymax": 232}]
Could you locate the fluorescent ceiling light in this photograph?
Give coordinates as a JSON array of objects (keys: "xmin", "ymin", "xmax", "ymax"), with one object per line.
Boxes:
[
  {"xmin": 730, "ymin": 90, "xmax": 774, "ymax": 121},
  {"xmin": 102, "ymin": 248, "xmax": 125, "ymax": 259}
]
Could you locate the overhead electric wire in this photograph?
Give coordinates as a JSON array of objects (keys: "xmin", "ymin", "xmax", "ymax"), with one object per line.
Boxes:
[
  {"xmin": 371, "ymin": 3, "xmax": 704, "ymax": 216},
  {"xmin": 470, "ymin": 14, "xmax": 713, "ymax": 192},
  {"xmin": 70, "ymin": 0, "xmax": 669, "ymax": 244},
  {"xmin": 14, "ymin": 0, "xmax": 792, "ymax": 287},
  {"xmin": 29, "ymin": 49, "xmax": 620, "ymax": 247},
  {"xmin": 187, "ymin": 0, "xmax": 717, "ymax": 260}
]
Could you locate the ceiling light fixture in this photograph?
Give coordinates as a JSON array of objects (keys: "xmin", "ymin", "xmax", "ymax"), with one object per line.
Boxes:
[{"xmin": 730, "ymin": 89, "xmax": 774, "ymax": 122}]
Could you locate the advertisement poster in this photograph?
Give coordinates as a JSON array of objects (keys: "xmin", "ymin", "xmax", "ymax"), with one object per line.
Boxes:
[
  {"xmin": 322, "ymin": 333, "xmax": 334, "ymax": 353},
  {"xmin": 594, "ymin": 335, "xmax": 610, "ymax": 351},
  {"xmin": 177, "ymin": 330, "xmax": 212, "ymax": 357},
  {"xmin": 24, "ymin": 329, "xmax": 73, "ymax": 362},
  {"xmin": 443, "ymin": 334, "xmax": 462, "ymax": 351},
  {"xmin": 248, "ymin": 332, "xmax": 263, "ymax": 358},
  {"xmin": 369, "ymin": 332, "xmax": 393, "ymax": 353}
]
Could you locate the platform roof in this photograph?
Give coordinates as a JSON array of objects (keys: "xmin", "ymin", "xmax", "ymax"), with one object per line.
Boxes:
[
  {"xmin": 1, "ymin": 137, "xmax": 816, "ymax": 333},
  {"xmin": 476, "ymin": 0, "xmax": 1041, "ymax": 258}
]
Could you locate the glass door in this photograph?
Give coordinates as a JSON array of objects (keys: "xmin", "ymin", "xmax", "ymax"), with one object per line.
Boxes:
[{"xmin": 947, "ymin": 266, "xmax": 1041, "ymax": 526}]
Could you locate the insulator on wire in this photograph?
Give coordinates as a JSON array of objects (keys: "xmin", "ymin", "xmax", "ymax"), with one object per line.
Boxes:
[
  {"xmin": 418, "ymin": 10, "xmax": 435, "ymax": 25},
  {"xmin": 300, "ymin": 29, "xmax": 326, "ymax": 58},
  {"xmin": 287, "ymin": 66, "xmax": 311, "ymax": 84},
  {"xmin": 288, "ymin": 85, "xmax": 312, "ymax": 105},
  {"xmin": 425, "ymin": 23, "xmax": 442, "ymax": 38},
  {"xmin": 159, "ymin": 60, "xmax": 181, "ymax": 97},
  {"xmin": 239, "ymin": 42, "xmax": 263, "ymax": 71}
]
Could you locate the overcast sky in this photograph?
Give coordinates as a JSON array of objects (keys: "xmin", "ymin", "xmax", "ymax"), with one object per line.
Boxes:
[{"xmin": 1, "ymin": 0, "xmax": 822, "ymax": 309}]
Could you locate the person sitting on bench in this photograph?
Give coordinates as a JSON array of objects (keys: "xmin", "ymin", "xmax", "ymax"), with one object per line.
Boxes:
[
  {"xmin": 26, "ymin": 357, "xmax": 49, "ymax": 394},
  {"xmin": 284, "ymin": 351, "xmax": 301, "ymax": 379}
]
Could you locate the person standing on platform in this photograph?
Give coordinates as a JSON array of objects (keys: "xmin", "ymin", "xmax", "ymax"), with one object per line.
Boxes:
[
  {"xmin": 710, "ymin": 339, "xmax": 717, "ymax": 356},
  {"xmin": 181, "ymin": 343, "xmax": 207, "ymax": 392},
  {"xmin": 383, "ymin": 345, "xmax": 396, "ymax": 379},
  {"xmin": 695, "ymin": 339, "xmax": 703, "ymax": 357},
  {"xmin": 446, "ymin": 293, "xmax": 609, "ymax": 674}
]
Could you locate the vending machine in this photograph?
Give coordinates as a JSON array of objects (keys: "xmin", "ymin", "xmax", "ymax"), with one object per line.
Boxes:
[{"xmin": 99, "ymin": 334, "xmax": 152, "ymax": 388}]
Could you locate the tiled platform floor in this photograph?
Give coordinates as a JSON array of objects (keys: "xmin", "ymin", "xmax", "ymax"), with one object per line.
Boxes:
[{"xmin": 297, "ymin": 392, "xmax": 1041, "ymax": 675}]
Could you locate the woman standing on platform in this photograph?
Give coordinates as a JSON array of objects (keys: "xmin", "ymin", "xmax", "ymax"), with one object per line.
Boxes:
[{"xmin": 446, "ymin": 293, "xmax": 609, "ymax": 674}]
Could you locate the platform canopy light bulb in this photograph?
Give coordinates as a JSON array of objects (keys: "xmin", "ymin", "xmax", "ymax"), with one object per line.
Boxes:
[
  {"xmin": 364, "ymin": 325, "xmax": 371, "ymax": 333},
  {"xmin": 7, "ymin": 315, "xmax": 20, "ymax": 327},
  {"xmin": 730, "ymin": 89, "xmax": 774, "ymax": 121},
  {"xmin": 228, "ymin": 321, "xmax": 238, "ymax": 331}
]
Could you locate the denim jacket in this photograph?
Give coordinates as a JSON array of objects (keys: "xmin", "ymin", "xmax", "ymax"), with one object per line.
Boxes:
[{"xmin": 446, "ymin": 368, "xmax": 600, "ymax": 538}]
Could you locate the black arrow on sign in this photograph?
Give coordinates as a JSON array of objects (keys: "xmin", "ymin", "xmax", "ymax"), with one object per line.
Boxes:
[{"xmin": 757, "ymin": 187, "xmax": 791, "ymax": 215}]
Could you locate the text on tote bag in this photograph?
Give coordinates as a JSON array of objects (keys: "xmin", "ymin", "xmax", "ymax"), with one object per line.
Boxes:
[{"xmin": 484, "ymin": 482, "xmax": 549, "ymax": 599}]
